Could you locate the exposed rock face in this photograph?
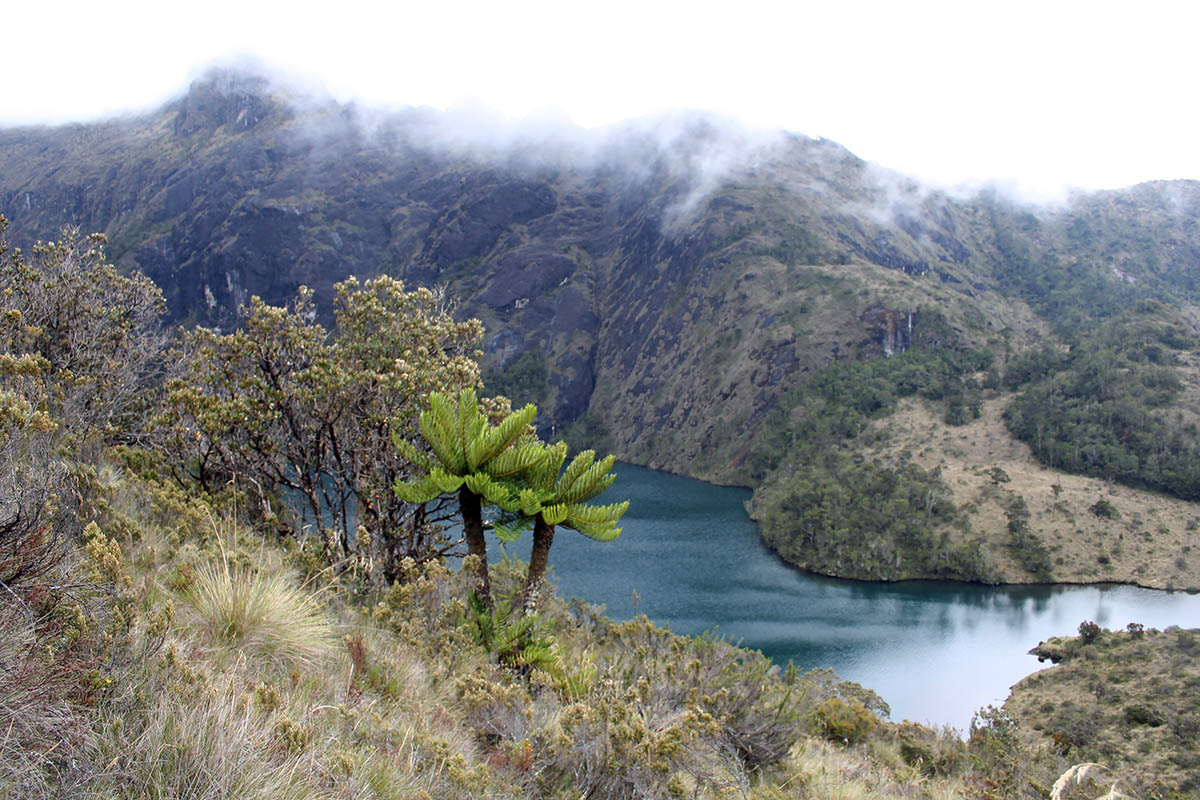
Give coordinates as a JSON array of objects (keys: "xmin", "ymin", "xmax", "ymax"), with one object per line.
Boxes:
[
  {"xmin": 860, "ymin": 304, "xmax": 915, "ymax": 356},
  {"xmin": 3, "ymin": 68, "xmax": 1200, "ymax": 481}
]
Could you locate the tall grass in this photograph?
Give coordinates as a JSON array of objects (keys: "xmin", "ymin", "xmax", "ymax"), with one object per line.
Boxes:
[
  {"xmin": 91, "ymin": 675, "xmax": 328, "ymax": 800},
  {"xmin": 183, "ymin": 557, "xmax": 335, "ymax": 669}
]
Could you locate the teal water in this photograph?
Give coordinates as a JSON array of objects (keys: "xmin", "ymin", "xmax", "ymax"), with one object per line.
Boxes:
[{"xmin": 491, "ymin": 463, "xmax": 1200, "ymax": 733}]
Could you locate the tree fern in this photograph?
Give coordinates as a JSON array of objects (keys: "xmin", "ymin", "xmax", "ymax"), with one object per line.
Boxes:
[{"xmin": 394, "ymin": 389, "xmax": 552, "ymax": 608}]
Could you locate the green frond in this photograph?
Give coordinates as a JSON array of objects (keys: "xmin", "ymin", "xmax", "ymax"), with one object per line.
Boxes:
[
  {"xmin": 494, "ymin": 491, "xmax": 523, "ymax": 514},
  {"xmin": 493, "ymin": 514, "xmax": 533, "ymax": 543},
  {"xmin": 539, "ymin": 503, "xmax": 569, "ymax": 526},
  {"xmin": 473, "ymin": 403, "xmax": 537, "ymax": 468},
  {"xmin": 554, "ymin": 449, "xmax": 595, "ymax": 498},
  {"xmin": 571, "ymin": 522, "xmax": 623, "ymax": 542},
  {"xmin": 420, "ymin": 393, "xmax": 465, "ymax": 472},
  {"xmin": 429, "ymin": 466, "xmax": 467, "ymax": 495},
  {"xmin": 454, "ymin": 388, "xmax": 487, "ymax": 469},
  {"xmin": 483, "ymin": 440, "xmax": 546, "ymax": 479},
  {"xmin": 527, "ymin": 441, "xmax": 568, "ymax": 490},
  {"xmin": 391, "ymin": 433, "xmax": 433, "ymax": 474},
  {"xmin": 463, "ymin": 472, "xmax": 513, "ymax": 507},
  {"xmin": 557, "ymin": 453, "xmax": 617, "ymax": 504},
  {"xmin": 517, "ymin": 642, "xmax": 558, "ymax": 671},
  {"xmin": 564, "ymin": 500, "xmax": 628, "ymax": 525},
  {"xmin": 393, "ymin": 472, "xmax": 447, "ymax": 504},
  {"xmin": 518, "ymin": 487, "xmax": 555, "ymax": 516},
  {"xmin": 561, "ymin": 500, "xmax": 629, "ymax": 540}
]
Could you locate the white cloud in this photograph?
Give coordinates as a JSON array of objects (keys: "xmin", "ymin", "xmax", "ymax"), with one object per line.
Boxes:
[{"xmin": 5, "ymin": 0, "xmax": 1199, "ymax": 197}]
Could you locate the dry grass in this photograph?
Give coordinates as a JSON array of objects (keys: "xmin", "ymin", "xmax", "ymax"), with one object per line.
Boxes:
[
  {"xmin": 872, "ymin": 394, "xmax": 1200, "ymax": 589},
  {"xmin": 90, "ymin": 671, "xmax": 331, "ymax": 800},
  {"xmin": 1050, "ymin": 763, "xmax": 1130, "ymax": 800},
  {"xmin": 774, "ymin": 738, "xmax": 967, "ymax": 799},
  {"xmin": 181, "ymin": 556, "xmax": 337, "ymax": 669}
]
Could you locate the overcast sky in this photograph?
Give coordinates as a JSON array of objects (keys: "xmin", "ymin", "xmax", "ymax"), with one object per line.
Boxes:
[{"xmin": 5, "ymin": 0, "xmax": 1197, "ymax": 200}]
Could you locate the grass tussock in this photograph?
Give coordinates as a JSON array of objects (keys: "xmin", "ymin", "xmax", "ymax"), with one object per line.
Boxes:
[
  {"xmin": 182, "ymin": 555, "xmax": 336, "ymax": 669},
  {"xmin": 91, "ymin": 672, "xmax": 329, "ymax": 800}
]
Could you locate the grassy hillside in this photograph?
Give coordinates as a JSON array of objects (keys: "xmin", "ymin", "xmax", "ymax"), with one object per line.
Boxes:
[
  {"xmin": 3, "ymin": 450, "xmax": 1133, "ymax": 800},
  {"xmin": 1006, "ymin": 624, "xmax": 1200, "ymax": 799}
]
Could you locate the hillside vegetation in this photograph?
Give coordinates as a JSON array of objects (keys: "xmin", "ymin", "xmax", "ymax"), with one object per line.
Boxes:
[
  {"xmin": 0, "ymin": 214, "xmax": 1137, "ymax": 799},
  {"xmin": 748, "ymin": 300, "xmax": 1200, "ymax": 587},
  {"xmin": 1006, "ymin": 623, "xmax": 1200, "ymax": 799},
  {"xmin": 4, "ymin": 68, "xmax": 1200, "ymax": 587}
]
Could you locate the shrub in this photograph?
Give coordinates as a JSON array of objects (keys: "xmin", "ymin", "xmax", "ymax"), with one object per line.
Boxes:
[
  {"xmin": 1078, "ymin": 620, "xmax": 1102, "ymax": 644},
  {"xmin": 893, "ymin": 721, "xmax": 966, "ymax": 776},
  {"xmin": 596, "ymin": 616, "xmax": 810, "ymax": 769},
  {"xmin": 1047, "ymin": 705, "xmax": 1099, "ymax": 754},
  {"xmin": 1123, "ymin": 704, "xmax": 1165, "ymax": 727},
  {"xmin": 1089, "ymin": 498, "xmax": 1119, "ymax": 519},
  {"xmin": 812, "ymin": 697, "xmax": 877, "ymax": 745}
]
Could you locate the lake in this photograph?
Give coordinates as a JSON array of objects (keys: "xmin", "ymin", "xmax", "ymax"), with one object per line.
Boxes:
[{"xmin": 490, "ymin": 462, "xmax": 1200, "ymax": 733}]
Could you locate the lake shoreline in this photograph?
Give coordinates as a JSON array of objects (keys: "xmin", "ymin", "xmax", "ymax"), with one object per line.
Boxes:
[{"xmin": 533, "ymin": 462, "xmax": 1200, "ymax": 732}]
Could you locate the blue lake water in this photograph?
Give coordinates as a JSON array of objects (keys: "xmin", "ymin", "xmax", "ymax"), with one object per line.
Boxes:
[{"xmin": 490, "ymin": 463, "xmax": 1200, "ymax": 733}]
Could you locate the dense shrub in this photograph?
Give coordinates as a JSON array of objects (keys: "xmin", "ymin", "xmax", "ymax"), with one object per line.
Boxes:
[
  {"xmin": 812, "ymin": 696, "xmax": 877, "ymax": 745},
  {"xmin": 1078, "ymin": 620, "xmax": 1102, "ymax": 644},
  {"xmin": 160, "ymin": 278, "xmax": 483, "ymax": 581}
]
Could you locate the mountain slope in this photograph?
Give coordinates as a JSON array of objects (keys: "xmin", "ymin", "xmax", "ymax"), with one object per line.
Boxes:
[{"xmin": 4, "ymin": 68, "xmax": 1199, "ymax": 586}]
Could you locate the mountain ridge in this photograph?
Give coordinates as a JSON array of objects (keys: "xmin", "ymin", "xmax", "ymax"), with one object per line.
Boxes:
[{"xmin": 4, "ymin": 67, "xmax": 1199, "ymax": 587}]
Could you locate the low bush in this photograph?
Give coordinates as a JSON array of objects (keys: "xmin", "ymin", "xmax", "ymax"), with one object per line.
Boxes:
[{"xmin": 813, "ymin": 697, "xmax": 878, "ymax": 745}]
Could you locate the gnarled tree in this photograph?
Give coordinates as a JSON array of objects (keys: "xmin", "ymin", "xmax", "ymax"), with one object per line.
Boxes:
[{"xmin": 161, "ymin": 277, "xmax": 482, "ymax": 581}]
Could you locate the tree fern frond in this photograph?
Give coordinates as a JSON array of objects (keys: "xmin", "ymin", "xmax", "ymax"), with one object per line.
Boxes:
[
  {"xmin": 463, "ymin": 472, "xmax": 512, "ymax": 507},
  {"xmin": 420, "ymin": 394, "xmax": 464, "ymax": 472},
  {"xmin": 518, "ymin": 487, "xmax": 554, "ymax": 516},
  {"xmin": 561, "ymin": 500, "xmax": 629, "ymax": 536},
  {"xmin": 539, "ymin": 503, "xmax": 569, "ymax": 526},
  {"xmin": 493, "ymin": 514, "xmax": 533, "ymax": 542},
  {"xmin": 455, "ymin": 388, "xmax": 488, "ymax": 469},
  {"xmin": 527, "ymin": 441, "xmax": 568, "ymax": 490},
  {"xmin": 394, "ymin": 473, "xmax": 446, "ymax": 504},
  {"xmin": 571, "ymin": 522, "xmax": 622, "ymax": 541},
  {"xmin": 558, "ymin": 454, "xmax": 616, "ymax": 504},
  {"xmin": 485, "ymin": 441, "xmax": 547, "ymax": 480},
  {"xmin": 392, "ymin": 433, "xmax": 433, "ymax": 473},
  {"xmin": 474, "ymin": 403, "xmax": 537, "ymax": 467},
  {"xmin": 430, "ymin": 466, "xmax": 467, "ymax": 495},
  {"xmin": 555, "ymin": 449, "xmax": 595, "ymax": 498}
]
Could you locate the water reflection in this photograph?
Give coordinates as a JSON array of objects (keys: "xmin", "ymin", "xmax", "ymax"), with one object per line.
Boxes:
[{"xmin": 490, "ymin": 463, "xmax": 1200, "ymax": 732}]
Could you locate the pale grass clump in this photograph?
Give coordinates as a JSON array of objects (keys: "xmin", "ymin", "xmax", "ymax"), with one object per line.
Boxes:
[
  {"xmin": 0, "ymin": 613, "xmax": 90, "ymax": 799},
  {"xmin": 92, "ymin": 675, "xmax": 331, "ymax": 800},
  {"xmin": 182, "ymin": 557, "xmax": 336, "ymax": 669},
  {"xmin": 778, "ymin": 739, "xmax": 967, "ymax": 800},
  {"xmin": 1050, "ymin": 763, "xmax": 1133, "ymax": 800}
]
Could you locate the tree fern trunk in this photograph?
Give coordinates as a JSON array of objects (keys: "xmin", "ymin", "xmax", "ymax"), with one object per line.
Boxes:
[
  {"xmin": 522, "ymin": 515, "xmax": 555, "ymax": 614},
  {"xmin": 458, "ymin": 486, "xmax": 492, "ymax": 609}
]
